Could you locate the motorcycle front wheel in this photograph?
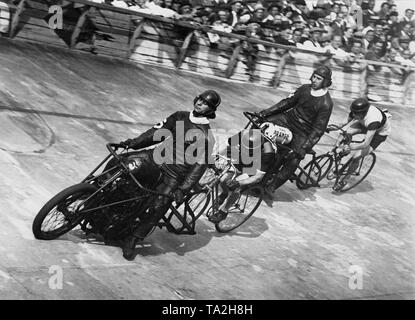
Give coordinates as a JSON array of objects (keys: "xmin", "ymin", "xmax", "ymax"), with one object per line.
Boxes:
[{"xmin": 32, "ymin": 183, "xmax": 99, "ymax": 240}]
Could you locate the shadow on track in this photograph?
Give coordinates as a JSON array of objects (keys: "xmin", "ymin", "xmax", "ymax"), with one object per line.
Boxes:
[{"xmin": 59, "ymin": 215, "xmax": 269, "ymax": 258}]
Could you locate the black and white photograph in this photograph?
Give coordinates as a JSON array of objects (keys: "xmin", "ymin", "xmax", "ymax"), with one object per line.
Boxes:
[{"xmin": 0, "ymin": 0, "xmax": 414, "ymax": 306}]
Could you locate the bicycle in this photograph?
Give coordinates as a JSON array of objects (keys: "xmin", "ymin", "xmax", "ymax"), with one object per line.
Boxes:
[
  {"xmin": 198, "ymin": 111, "xmax": 313, "ymax": 232},
  {"xmin": 295, "ymin": 124, "xmax": 377, "ymax": 192}
]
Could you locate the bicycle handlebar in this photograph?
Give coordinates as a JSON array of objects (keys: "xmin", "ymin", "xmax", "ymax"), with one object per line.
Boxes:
[{"xmin": 243, "ymin": 112, "xmax": 295, "ymax": 155}]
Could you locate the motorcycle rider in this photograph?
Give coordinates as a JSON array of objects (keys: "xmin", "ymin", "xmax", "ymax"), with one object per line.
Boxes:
[
  {"xmin": 258, "ymin": 65, "xmax": 334, "ymax": 195},
  {"xmin": 119, "ymin": 90, "xmax": 221, "ymax": 260}
]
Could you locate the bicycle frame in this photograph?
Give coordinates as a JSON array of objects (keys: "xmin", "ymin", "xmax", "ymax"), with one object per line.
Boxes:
[{"xmin": 296, "ymin": 124, "xmax": 368, "ymax": 190}]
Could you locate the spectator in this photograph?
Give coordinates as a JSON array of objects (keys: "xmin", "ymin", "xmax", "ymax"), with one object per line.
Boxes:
[
  {"xmin": 350, "ymin": 39, "xmax": 365, "ymax": 59},
  {"xmin": 327, "ymin": 2, "xmax": 340, "ymax": 21},
  {"xmin": 386, "ymin": 11, "xmax": 400, "ymax": 38},
  {"xmin": 366, "ymin": 40, "xmax": 386, "ymax": 59},
  {"xmin": 302, "ymin": 27, "xmax": 324, "ymax": 52},
  {"xmin": 373, "ymin": 20, "xmax": 387, "ymax": 43},
  {"xmin": 229, "ymin": 0, "xmax": 244, "ymax": 27},
  {"xmin": 292, "ymin": 27, "xmax": 304, "ymax": 46},
  {"xmin": 325, "ymin": 34, "xmax": 350, "ymax": 59},
  {"xmin": 250, "ymin": 4, "xmax": 267, "ymax": 24},
  {"xmin": 342, "ymin": 26, "xmax": 354, "ymax": 51},
  {"xmin": 362, "ymin": 28, "xmax": 375, "ymax": 51},
  {"xmin": 400, "ymin": 23, "xmax": 413, "ymax": 40},
  {"xmin": 331, "ymin": 11, "xmax": 346, "ymax": 36},
  {"xmin": 377, "ymin": 2, "xmax": 390, "ymax": 20},
  {"xmin": 396, "ymin": 49, "xmax": 415, "ymax": 67},
  {"xmin": 400, "ymin": 8, "xmax": 414, "ymax": 27}
]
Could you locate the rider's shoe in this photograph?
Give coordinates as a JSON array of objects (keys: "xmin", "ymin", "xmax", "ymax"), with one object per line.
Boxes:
[
  {"xmin": 122, "ymin": 236, "xmax": 139, "ymax": 261},
  {"xmin": 333, "ymin": 179, "xmax": 348, "ymax": 192},
  {"xmin": 208, "ymin": 210, "xmax": 228, "ymax": 224}
]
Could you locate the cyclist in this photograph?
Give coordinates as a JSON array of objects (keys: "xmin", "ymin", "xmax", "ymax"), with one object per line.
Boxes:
[
  {"xmin": 118, "ymin": 90, "xmax": 221, "ymax": 260},
  {"xmin": 208, "ymin": 122, "xmax": 293, "ymax": 223},
  {"xmin": 330, "ymin": 97, "xmax": 391, "ymax": 189},
  {"xmin": 258, "ymin": 65, "xmax": 334, "ymax": 195}
]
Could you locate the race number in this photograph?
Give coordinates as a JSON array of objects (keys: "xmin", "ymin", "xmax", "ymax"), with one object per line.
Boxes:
[{"xmin": 153, "ymin": 119, "xmax": 167, "ymax": 129}]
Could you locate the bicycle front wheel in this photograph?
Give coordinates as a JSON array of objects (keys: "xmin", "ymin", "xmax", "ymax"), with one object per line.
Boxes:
[
  {"xmin": 334, "ymin": 153, "xmax": 376, "ymax": 192},
  {"xmin": 215, "ymin": 185, "xmax": 263, "ymax": 233}
]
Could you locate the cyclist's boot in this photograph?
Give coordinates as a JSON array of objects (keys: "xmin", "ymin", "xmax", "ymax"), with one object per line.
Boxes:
[
  {"xmin": 122, "ymin": 236, "xmax": 139, "ymax": 261},
  {"xmin": 122, "ymin": 224, "xmax": 153, "ymax": 260},
  {"xmin": 208, "ymin": 210, "xmax": 228, "ymax": 224},
  {"xmin": 333, "ymin": 176, "xmax": 349, "ymax": 192}
]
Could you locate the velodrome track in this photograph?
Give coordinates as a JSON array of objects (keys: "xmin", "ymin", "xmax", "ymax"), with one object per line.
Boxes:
[{"xmin": 0, "ymin": 37, "xmax": 414, "ymax": 299}]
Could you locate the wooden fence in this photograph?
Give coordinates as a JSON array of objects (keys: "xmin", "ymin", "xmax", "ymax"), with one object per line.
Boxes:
[{"xmin": 1, "ymin": 0, "xmax": 414, "ymax": 106}]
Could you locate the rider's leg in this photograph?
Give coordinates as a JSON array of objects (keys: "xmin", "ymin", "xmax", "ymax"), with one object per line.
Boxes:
[
  {"xmin": 264, "ymin": 130, "xmax": 305, "ymax": 195},
  {"xmin": 265, "ymin": 155, "xmax": 301, "ymax": 194},
  {"xmin": 122, "ymin": 176, "xmax": 177, "ymax": 260}
]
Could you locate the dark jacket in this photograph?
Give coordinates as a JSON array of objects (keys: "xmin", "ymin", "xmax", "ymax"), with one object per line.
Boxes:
[
  {"xmin": 261, "ymin": 84, "xmax": 333, "ymax": 150},
  {"xmin": 128, "ymin": 111, "xmax": 214, "ymax": 191}
]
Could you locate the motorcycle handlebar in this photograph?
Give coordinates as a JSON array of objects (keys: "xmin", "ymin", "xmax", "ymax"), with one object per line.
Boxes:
[{"xmin": 105, "ymin": 143, "xmax": 178, "ymax": 200}]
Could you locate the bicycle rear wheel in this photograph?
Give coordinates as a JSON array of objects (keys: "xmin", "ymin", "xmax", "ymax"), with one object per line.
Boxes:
[
  {"xmin": 215, "ymin": 185, "xmax": 263, "ymax": 233},
  {"xmin": 334, "ymin": 153, "xmax": 376, "ymax": 192},
  {"xmin": 296, "ymin": 154, "xmax": 333, "ymax": 189}
]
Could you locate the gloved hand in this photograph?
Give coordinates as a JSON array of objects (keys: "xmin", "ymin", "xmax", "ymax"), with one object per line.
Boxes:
[
  {"xmin": 295, "ymin": 148, "xmax": 307, "ymax": 160},
  {"xmin": 172, "ymin": 188, "xmax": 185, "ymax": 205},
  {"xmin": 226, "ymin": 179, "xmax": 240, "ymax": 191},
  {"xmin": 119, "ymin": 139, "xmax": 133, "ymax": 149},
  {"xmin": 258, "ymin": 110, "xmax": 268, "ymax": 118}
]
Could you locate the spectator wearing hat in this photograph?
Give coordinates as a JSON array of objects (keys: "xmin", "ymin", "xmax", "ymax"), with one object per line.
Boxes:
[
  {"xmin": 250, "ymin": 3, "xmax": 267, "ymax": 24},
  {"xmin": 302, "ymin": 27, "xmax": 325, "ymax": 52},
  {"xmin": 327, "ymin": 1, "xmax": 341, "ymax": 22},
  {"xmin": 228, "ymin": 0, "xmax": 244, "ymax": 27},
  {"xmin": 387, "ymin": 11, "xmax": 400, "ymax": 38},
  {"xmin": 330, "ymin": 11, "xmax": 347, "ymax": 36},
  {"xmin": 274, "ymin": 27, "xmax": 296, "ymax": 46},
  {"xmin": 266, "ymin": 3, "xmax": 282, "ymax": 20}
]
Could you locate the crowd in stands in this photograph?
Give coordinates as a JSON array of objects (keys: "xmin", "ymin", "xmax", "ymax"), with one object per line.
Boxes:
[{"xmin": 66, "ymin": 1, "xmax": 415, "ymax": 69}]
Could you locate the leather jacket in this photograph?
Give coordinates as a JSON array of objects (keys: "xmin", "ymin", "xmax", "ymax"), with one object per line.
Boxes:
[
  {"xmin": 261, "ymin": 84, "xmax": 333, "ymax": 150},
  {"xmin": 127, "ymin": 111, "xmax": 215, "ymax": 191}
]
